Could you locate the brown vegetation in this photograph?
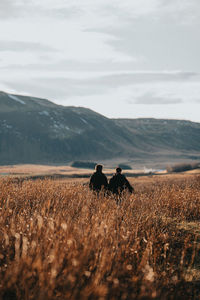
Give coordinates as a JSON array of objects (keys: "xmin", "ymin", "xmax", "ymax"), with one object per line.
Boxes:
[
  {"xmin": 0, "ymin": 175, "xmax": 200, "ymax": 299},
  {"xmin": 167, "ymin": 162, "xmax": 200, "ymax": 173}
]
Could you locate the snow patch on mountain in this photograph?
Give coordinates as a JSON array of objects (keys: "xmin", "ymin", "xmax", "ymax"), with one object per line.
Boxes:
[
  {"xmin": 39, "ymin": 111, "xmax": 49, "ymax": 116},
  {"xmin": 1, "ymin": 120, "xmax": 13, "ymax": 130},
  {"xmin": 80, "ymin": 118, "xmax": 88, "ymax": 124},
  {"xmin": 8, "ymin": 94, "xmax": 26, "ymax": 105}
]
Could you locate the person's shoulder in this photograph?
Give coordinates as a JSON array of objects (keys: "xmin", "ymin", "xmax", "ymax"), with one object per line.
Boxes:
[
  {"xmin": 121, "ymin": 174, "xmax": 126, "ymax": 178},
  {"xmin": 109, "ymin": 174, "xmax": 116, "ymax": 180},
  {"xmin": 117, "ymin": 173, "xmax": 124, "ymax": 178},
  {"xmin": 91, "ymin": 172, "xmax": 97, "ymax": 177},
  {"xmin": 120, "ymin": 173, "xmax": 127, "ymax": 181}
]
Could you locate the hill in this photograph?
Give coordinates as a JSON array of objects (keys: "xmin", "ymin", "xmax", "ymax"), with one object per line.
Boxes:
[
  {"xmin": 0, "ymin": 91, "xmax": 200, "ymax": 165},
  {"xmin": 114, "ymin": 118, "xmax": 200, "ymax": 164}
]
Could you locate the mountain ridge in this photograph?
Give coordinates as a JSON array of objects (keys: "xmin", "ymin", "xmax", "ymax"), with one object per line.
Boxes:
[{"xmin": 0, "ymin": 91, "xmax": 200, "ymax": 166}]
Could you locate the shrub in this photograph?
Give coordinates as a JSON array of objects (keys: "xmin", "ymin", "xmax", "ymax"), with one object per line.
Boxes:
[
  {"xmin": 71, "ymin": 161, "xmax": 97, "ymax": 169},
  {"xmin": 118, "ymin": 163, "xmax": 132, "ymax": 170},
  {"xmin": 167, "ymin": 162, "xmax": 200, "ymax": 173}
]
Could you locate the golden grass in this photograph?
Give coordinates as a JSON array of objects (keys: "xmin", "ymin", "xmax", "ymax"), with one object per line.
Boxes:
[
  {"xmin": 0, "ymin": 164, "xmax": 94, "ymax": 176},
  {"xmin": 0, "ymin": 164, "xmax": 161, "ymax": 177},
  {"xmin": 0, "ymin": 175, "xmax": 200, "ymax": 299}
]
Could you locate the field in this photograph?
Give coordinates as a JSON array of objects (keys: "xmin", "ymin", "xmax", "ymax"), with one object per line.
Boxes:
[
  {"xmin": 0, "ymin": 164, "xmax": 152, "ymax": 179},
  {"xmin": 0, "ymin": 172, "xmax": 200, "ymax": 299}
]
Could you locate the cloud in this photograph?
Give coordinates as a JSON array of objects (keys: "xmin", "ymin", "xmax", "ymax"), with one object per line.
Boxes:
[
  {"xmin": 0, "ymin": 0, "xmax": 200, "ymax": 123},
  {"xmin": 2, "ymin": 0, "xmax": 199, "ymax": 25},
  {"xmin": 127, "ymin": 81, "xmax": 200, "ymax": 106},
  {"xmin": 2, "ymin": 73, "xmax": 200, "ymax": 122},
  {"xmin": 83, "ymin": 71, "xmax": 198, "ymax": 87},
  {"xmin": 4, "ymin": 71, "xmax": 194, "ymax": 103},
  {"xmin": 160, "ymin": 0, "xmax": 200, "ymax": 23},
  {"xmin": 134, "ymin": 93, "xmax": 183, "ymax": 105},
  {"xmin": 36, "ymin": 0, "xmax": 199, "ymax": 22},
  {"xmin": 1, "ymin": 70, "xmax": 199, "ymax": 100},
  {"xmin": 0, "ymin": 19, "xmax": 134, "ymax": 67},
  {"xmin": 2, "ymin": 70, "xmax": 200, "ymax": 105},
  {"xmin": 1, "ymin": 0, "xmax": 200, "ymax": 30},
  {"xmin": 0, "ymin": 0, "xmax": 17, "ymax": 18},
  {"xmin": 0, "ymin": 0, "xmax": 35, "ymax": 19},
  {"xmin": 0, "ymin": 41, "xmax": 56, "ymax": 53},
  {"xmin": 1, "ymin": 0, "xmax": 200, "ymax": 71}
]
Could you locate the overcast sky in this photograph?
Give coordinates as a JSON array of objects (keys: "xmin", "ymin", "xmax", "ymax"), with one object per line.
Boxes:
[{"xmin": 0, "ymin": 0, "xmax": 200, "ymax": 121}]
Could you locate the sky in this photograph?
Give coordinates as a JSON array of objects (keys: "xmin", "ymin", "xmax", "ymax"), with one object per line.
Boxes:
[{"xmin": 0, "ymin": 0, "xmax": 200, "ymax": 122}]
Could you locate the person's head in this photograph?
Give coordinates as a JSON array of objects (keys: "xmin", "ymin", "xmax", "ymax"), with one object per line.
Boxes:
[
  {"xmin": 116, "ymin": 167, "xmax": 122, "ymax": 174},
  {"xmin": 96, "ymin": 164, "xmax": 103, "ymax": 172}
]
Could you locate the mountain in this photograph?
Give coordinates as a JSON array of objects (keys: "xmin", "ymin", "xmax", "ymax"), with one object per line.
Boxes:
[
  {"xmin": 0, "ymin": 91, "xmax": 200, "ymax": 166},
  {"xmin": 0, "ymin": 91, "xmax": 138, "ymax": 164},
  {"xmin": 114, "ymin": 118, "xmax": 200, "ymax": 153}
]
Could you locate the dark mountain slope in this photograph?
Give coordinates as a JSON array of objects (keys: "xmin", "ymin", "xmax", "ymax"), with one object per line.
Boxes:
[
  {"xmin": 0, "ymin": 91, "xmax": 200, "ymax": 165},
  {"xmin": 0, "ymin": 91, "xmax": 140, "ymax": 164},
  {"xmin": 114, "ymin": 118, "xmax": 200, "ymax": 152}
]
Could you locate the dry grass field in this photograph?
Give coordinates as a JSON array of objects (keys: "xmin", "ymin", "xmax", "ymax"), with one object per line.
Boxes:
[
  {"xmin": 0, "ymin": 164, "xmax": 95, "ymax": 177},
  {"xmin": 0, "ymin": 173, "xmax": 200, "ymax": 299},
  {"xmin": 0, "ymin": 164, "xmax": 160, "ymax": 178}
]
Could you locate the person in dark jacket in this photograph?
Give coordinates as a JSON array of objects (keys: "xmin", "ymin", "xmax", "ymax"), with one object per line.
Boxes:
[
  {"xmin": 108, "ymin": 167, "xmax": 134, "ymax": 195},
  {"xmin": 89, "ymin": 164, "xmax": 108, "ymax": 193}
]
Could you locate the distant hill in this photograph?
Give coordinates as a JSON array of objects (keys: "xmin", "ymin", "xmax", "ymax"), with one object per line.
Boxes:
[
  {"xmin": 114, "ymin": 118, "xmax": 200, "ymax": 153},
  {"xmin": 0, "ymin": 91, "xmax": 200, "ymax": 165}
]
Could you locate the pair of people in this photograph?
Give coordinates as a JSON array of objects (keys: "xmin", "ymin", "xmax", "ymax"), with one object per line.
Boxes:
[{"xmin": 89, "ymin": 164, "xmax": 134, "ymax": 195}]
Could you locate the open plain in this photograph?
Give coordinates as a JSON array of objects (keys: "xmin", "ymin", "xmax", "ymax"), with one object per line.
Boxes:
[{"xmin": 0, "ymin": 167, "xmax": 200, "ymax": 299}]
